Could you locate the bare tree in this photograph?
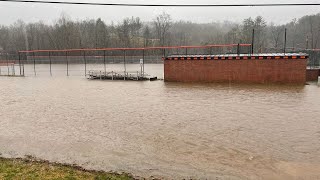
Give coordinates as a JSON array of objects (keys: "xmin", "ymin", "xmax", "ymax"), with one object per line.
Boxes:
[
  {"xmin": 241, "ymin": 17, "xmax": 254, "ymax": 44},
  {"xmin": 0, "ymin": 12, "xmax": 320, "ymax": 54},
  {"xmin": 95, "ymin": 18, "xmax": 108, "ymax": 48},
  {"xmin": 309, "ymin": 16, "xmax": 315, "ymax": 49},
  {"xmin": 116, "ymin": 18, "xmax": 131, "ymax": 47},
  {"xmin": 270, "ymin": 23, "xmax": 283, "ymax": 50},
  {"xmin": 254, "ymin": 16, "xmax": 267, "ymax": 52},
  {"xmin": 0, "ymin": 26, "xmax": 10, "ymax": 50},
  {"xmin": 143, "ymin": 25, "xmax": 151, "ymax": 47},
  {"xmin": 153, "ymin": 12, "xmax": 172, "ymax": 46}
]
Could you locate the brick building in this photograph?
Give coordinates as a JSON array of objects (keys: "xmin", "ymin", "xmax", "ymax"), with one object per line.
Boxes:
[{"xmin": 164, "ymin": 53, "xmax": 309, "ymax": 84}]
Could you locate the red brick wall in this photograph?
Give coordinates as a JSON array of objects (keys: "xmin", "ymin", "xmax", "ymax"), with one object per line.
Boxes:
[
  {"xmin": 306, "ymin": 69, "xmax": 320, "ymax": 81},
  {"xmin": 164, "ymin": 59, "xmax": 307, "ymax": 84}
]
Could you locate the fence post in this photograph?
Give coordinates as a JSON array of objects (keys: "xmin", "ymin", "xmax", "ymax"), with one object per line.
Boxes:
[
  {"xmin": 142, "ymin": 49, "xmax": 145, "ymax": 77},
  {"xmin": 237, "ymin": 43, "xmax": 240, "ymax": 55},
  {"xmin": 251, "ymin": 29, "xmax": 255, "ymax": 54},
  {"xmin": 123, "ymin": 50, "xmax": 126, "ymax": 80},
  {"xmin": 103, "ymin": 50, "xmax": 106, "ymax": 75},
  {"xmin": 284, "ymin": 28, "xmax": 287, "ymax": 55},
  {"xmin": 18, "ymin": 52, "xmax": 21, "ymax": 76},
  {"xmin": 49, "ymin": 51, "xmax": 52, "ymax": 76},
  {"xmin": 12, "ymin": 63, "xmax": 15, "ymax": 75},
  {"xmin": 84, "ymin": 51, "xmax": 87, "ymax": 77},
  {"xmin": 66, "ymin": 51, "xmax": 69, "ymax": 76},
  {"xmin": 33, "ymin": 52, "xmax": 36, "ymax": 76},
  {"xmin": 6, "ymin": 53, "xmax": 9, "ymax": 76},
  {"xmin": 22, "ymin": 53, "xmax": 25, "ymax": 76},
  {"xmin": 314, "ymin": 52, "xmax": 316, "ymax": 68}
]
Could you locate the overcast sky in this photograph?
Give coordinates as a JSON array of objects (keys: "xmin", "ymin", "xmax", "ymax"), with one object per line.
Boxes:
[{"xmin": 0, "ymin": 0, "xmax": 319, "ymax": 25}]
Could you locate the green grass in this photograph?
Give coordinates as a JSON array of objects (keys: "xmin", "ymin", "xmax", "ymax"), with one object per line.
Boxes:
[{"xmin": 0, "ymin": 157, "xmax": 134, "ymax": 180}]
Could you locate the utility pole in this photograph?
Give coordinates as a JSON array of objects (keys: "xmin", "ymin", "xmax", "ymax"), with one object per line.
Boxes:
[
  {"xmin": 284, "ymin": 28, "xmax": 287, "ymax": 54},
  {"xmin": 251, "ymin": 29, "xmax": 255, "ymax": 54}
]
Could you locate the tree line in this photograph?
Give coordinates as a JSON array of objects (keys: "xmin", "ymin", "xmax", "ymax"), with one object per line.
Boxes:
[{"xmin": 0, "ymin": 12, "xmax": 320, "ymax": 53}]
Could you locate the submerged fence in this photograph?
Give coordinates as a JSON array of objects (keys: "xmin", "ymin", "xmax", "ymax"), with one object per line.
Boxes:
[
  {"xmin": 0, "ymin": 44, "xmax": 252, "ymax": 77},
  {"xmin": 0, "ymin": 52, "xmax": 24, "ymax": 76}
]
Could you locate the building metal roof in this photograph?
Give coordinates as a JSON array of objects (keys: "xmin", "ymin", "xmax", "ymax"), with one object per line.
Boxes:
[{"xmin": 165, "ymin": 53, "xmax": 309, "ymax": 60}]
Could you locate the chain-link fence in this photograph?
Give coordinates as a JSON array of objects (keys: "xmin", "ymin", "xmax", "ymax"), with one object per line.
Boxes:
[{"xmin": 8, "ymin": 44, "xmax": 250, "ymax": 77}]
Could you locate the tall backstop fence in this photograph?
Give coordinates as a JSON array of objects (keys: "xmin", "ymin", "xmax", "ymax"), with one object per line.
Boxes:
[
  {"xmin": 0, "ymin": 44, "xmax": 252, "ymax": 77},
  {"xmin": 1, "ymin": 45, "xmax": 319, "ymax": 81}
]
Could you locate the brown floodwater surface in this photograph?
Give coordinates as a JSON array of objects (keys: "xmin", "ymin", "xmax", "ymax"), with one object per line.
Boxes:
[{"xmin": 0, "ymin": 64, "xmax": 320, "ymax": 179}]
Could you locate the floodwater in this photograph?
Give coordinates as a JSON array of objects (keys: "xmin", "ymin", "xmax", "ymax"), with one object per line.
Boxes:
[{"xmin": 1, "ymin": 64, "xmax": 320, "ymax": 179}]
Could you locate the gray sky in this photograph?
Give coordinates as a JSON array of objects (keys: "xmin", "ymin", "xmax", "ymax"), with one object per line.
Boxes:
[{"xmin": 0, "ymin": 0, "xmax": 319, "ymax": 25}]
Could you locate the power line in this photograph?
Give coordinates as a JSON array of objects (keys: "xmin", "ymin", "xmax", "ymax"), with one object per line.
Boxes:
[{"xmin": 0, "ymin": 0, "xmax": 320, "ymax": 7}]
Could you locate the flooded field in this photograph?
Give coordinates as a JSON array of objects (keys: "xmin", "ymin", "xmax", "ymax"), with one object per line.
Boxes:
[{"xmin": 0, "ymin": 64, "xmax": 320, "ymax": 179}]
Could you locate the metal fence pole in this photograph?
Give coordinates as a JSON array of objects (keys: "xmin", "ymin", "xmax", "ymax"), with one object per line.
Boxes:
[
  {"xmin": 318, "ymin": 52, "xmax": 320, "ymax": 68},
  {"xmin": 237, "ymin": 43, "xmax": 240, "ymax": 55},
  {"xmin": 314, "ymin": 52, "xmax": 316, "ymax": 68},
  {"xmin": 66, "ymin": 51, "xmax": 69, "ymax": 76},
  {"xmin": 22, "ymin": 53, "xmax": 25, "ymax": 76},
  {"xmin": 6, "ymin": 53, "xmax": 9, "ymax": 76},
  {"xmin": 142, "ymin": 49, "xmax": 145, "ymax": 76},
  {"xmin": 251, "ymin": 29, "xmax": 255, "ymax": 54},
  {"xmin": 18, "ymin": 52, "xmax": 21, "ymax": 75},
  {"xmin": 33, "ymin": 52, "xmax": 36, "ymax": 76},
  {"xmin": 284, "ymin": 28, "xmax": 287, "ymax": 55},
  {"xmin": 49, "ymin": 51, "xmax": 52, "ymax": 76},
  {"xmin": 22, "ymin": 63, "xmax": 24, "ymax": 76},
  {"xmin": 12, "ymin": 63, "xmax": 15, "ymax": 75},
  {"xmin": 103, "ymin": 50, "xmax": 106, "ymax": 75},
  {"xmin": 123, "ymin": 50, "xmax": 126, "ymax": 80},
  {"xmin": 84, "ymin": 51, "xmax": 87, "ymax": 77}
]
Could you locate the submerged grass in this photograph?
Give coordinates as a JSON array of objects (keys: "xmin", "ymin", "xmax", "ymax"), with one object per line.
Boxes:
[{"xmin": 0, "ymin": 156, "xmax": 134, "ymax": 180}]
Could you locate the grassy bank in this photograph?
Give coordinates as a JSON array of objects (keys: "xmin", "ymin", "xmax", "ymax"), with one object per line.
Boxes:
[{"xmin": 0, "ymin": 156, "xmax": 134, "ymax": 180}]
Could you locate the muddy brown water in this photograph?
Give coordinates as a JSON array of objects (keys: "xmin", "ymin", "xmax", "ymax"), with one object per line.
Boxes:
[{"xmin": 1, "ymin": 64, "xmax": 320, "ymax": 179}]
